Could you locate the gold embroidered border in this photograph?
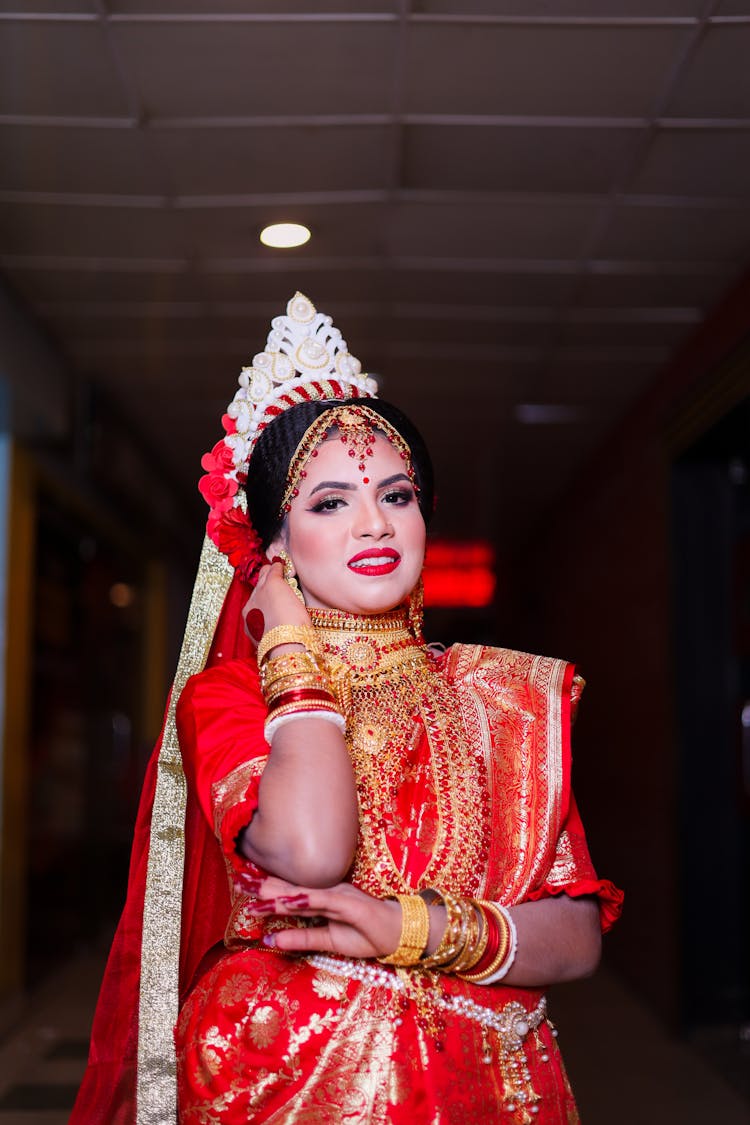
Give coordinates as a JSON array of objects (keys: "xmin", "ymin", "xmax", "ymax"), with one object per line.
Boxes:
[
  {"xmin": 137, "ymin": 536, "xmax": 233, "ymax": 1125},
  {"xmin": 446, "ymin": 646, "xmax": 570, "ymax": 905}
]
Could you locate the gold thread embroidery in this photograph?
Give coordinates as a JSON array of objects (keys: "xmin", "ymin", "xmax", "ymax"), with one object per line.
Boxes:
[{"xmin": 138, "ymin": 535, "xmax": 233, "ymax": 1125}]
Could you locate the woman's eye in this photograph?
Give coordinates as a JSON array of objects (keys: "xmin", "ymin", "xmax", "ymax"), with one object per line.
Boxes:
[
  {"xmin": 310, "ymin": 496, "xmax": 345, "ymax": 513},
  {"xmin": 383, "ymin": 489, "xmax": 413, "ymax": 505}
]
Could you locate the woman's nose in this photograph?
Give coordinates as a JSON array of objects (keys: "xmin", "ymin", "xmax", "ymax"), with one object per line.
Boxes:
[{"xmin": 354, "ymin": 499, "xmax": 393, "ymax": 538}]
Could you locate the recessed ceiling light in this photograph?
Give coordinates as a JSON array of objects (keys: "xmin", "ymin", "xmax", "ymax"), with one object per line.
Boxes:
[{"xmin": 259, "ymin": 222, "xmax": 311, "ymax": 249}]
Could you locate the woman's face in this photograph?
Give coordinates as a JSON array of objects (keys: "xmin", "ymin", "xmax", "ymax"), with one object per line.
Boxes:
[{"xmin": 272, "ymin": 431, "xmax": 426, "ymax": 615}]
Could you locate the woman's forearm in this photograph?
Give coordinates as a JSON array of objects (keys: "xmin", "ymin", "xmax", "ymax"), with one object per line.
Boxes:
[
  {"xmin": 239, "ymin": 716, "xmax": 359, "ymax": 886},
  {"xmin": 501, "ymin": 895, "xmax": 601, "ymax": 986}
]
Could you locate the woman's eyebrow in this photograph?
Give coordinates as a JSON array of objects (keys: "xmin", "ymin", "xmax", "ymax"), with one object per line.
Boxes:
[
  {"xmin": 308, "ymin": 480, "xmax": 357, "ymax": 497},
  {"xmin": 377, "ymin": 473, "xmax": 411, "ymax": 488},
  {"xmin": 308, "ymin": 472, "xmax": 412, "ymax": 497}
]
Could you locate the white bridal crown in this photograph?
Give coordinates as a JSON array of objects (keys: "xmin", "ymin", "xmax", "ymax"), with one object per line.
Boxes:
[{"xmin": 223, "ymin": 291, "xmax": 378, "ymax": 479}]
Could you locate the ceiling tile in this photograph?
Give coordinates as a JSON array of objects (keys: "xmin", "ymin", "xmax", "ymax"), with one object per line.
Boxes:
[
  {"xmin": 387, "ymin": 199, "xmax": 600, "ymax": 257},
  {"xmin": 0, "ymin": 0, "xmax": 96, "ymax": 10},
  {"xmin": 108, "ymin": 0, "xmax": 397, "ymax": 11},
  {"xmin": 4, "ymin": 266, "xmax": 208, "ymax": 305},
  {"xmin": 111, "ymin": 21, "xmax": 397, "ymax": 117},
  {"xmin": 385, "ymin": 269, "xmax": 578, "ymax": 307},
  {"xmin": 0, "ymin": 203, "xmax": 184, "ymax": 257},
  {"xmin": 0, "ymin": 21, "xmax": 130, "ymax": 116},
  {"xmin": 415, "ymin": 1, "xmax": 707, "ymax": 12},
  {"xmin": 715, "ymin": 0, "xmax": 750, "ymax": 12},
  {"xmin": 629, "ymin": 128, "xmax": 750, "ymax": 197},
  {"xmin": 665, "ymin": 25, "xmax": 750, "ymax": 117},
  {"xmin": 151, "ymin": 124, "xmax": 393, "ymax": 196},
  {"xmin": 597, "ymin": 202, "xmax": 750, "ymax": 260},
  {"xmin": 404, "ymin": 24, "xmax": 691, "ymax": 115},
  {"xmin": 575, "ymin": 269, "xmax": 736, "ymax": 309},
  {"xmin": 0, "ymin": 125, "xmax": 160, "ymax": 194},
  {"xmin": 404, "ymin": 124, "xmax": 641, "ymax": 194}
]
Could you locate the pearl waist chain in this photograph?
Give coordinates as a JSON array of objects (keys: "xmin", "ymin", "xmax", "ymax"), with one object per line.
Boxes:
[{"xmin": 306, "ymin": 953, "xmax": 547, "ymax": 1050}]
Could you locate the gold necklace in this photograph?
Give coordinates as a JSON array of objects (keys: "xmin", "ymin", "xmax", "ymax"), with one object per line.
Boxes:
[{"xmin": 309, "ymin": 607, "xmax": 490, "ymax": 897}]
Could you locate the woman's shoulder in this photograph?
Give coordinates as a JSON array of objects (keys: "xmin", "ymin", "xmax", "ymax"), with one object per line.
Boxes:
[{"xmin": 178, "ymin": 657, "xmax": 262, "ymax": 713}]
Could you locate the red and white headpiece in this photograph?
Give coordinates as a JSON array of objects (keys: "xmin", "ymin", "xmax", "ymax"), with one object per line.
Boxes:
[{"xmin": 199, "ymin": 292, "xmax": 378, "ymax": 583}]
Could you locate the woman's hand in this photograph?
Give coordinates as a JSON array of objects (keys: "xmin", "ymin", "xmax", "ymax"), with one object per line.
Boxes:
[
  {"xmin": 246, "ymin": 875, "xmax": 404, "ymax": 960},
  {"xmin": 242, "ymin": 560, "xmax": 311, "ymax": 644}
]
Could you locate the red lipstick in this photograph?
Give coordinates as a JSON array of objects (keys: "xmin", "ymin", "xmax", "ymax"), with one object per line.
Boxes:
[{"xmin": 347, "ymin": 547, "xmax": 401, "ymax": 576}]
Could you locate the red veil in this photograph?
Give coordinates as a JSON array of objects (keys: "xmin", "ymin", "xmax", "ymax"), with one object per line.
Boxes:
[{"xmin": 71, "ymin": 549, "xmax": 253, "ymax": 1124}]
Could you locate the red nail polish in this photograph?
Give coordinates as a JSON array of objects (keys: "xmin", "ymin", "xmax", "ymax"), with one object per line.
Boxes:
[
  {"xmin": 245, "ymin": 609, "xmax": 265, "ymax": 642},
  {"xmin": 238, "ymin": 875, "xmax": 263, "ymax": 893},
  {"xmin": 278, "ymin": 895, "xmax": 310, "ymax": 909}
]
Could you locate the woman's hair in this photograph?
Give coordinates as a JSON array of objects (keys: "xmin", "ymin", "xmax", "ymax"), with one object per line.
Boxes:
[{"xmin": 245, "ymin": 397, "xmax": 435, "ymax": 548}]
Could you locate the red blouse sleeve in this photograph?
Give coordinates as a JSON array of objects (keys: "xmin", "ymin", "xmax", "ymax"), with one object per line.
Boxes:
[
  {"xmin": 524, "ymin": 671, "xmax": 623, "ymax": 932},
  {"xmin": 177, "ymin": 658, "xmax": 270, "ymax": 878},
  {"xmin": 525, "ymin": 791, "xmax": 623, "ymax": 933}
]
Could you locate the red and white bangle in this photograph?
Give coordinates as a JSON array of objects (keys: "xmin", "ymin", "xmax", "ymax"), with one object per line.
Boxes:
[
  {"xmin": 472, "ymin": 903, "xmax": 518, "ymax": 985},
  {"xmin": 264, "ymin": 707, "xmax": 346, "ymax": 742}
]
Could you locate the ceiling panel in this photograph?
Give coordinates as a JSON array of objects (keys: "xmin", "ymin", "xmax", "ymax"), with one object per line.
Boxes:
[
  {"xmin": 628, "ymin": 128, "xmax": 750, "ymax": 197},
  {"xmin": 416, "ymin": 1, "xmax": 707, "ymax": 12},
  {"xmin": 0, "ymin": 203, "xmax": 185, "ymax": 257},
  {"xmin": 404, "ymin": 25, "xmax": 690, "ymax": 115},
  {"xmin": 151, "ymin": 124, "xmax": 393, "ymax": 196},
  {"xmin": 598, "ymin": 203, "xmax": 750, "ymax": 260},
  {"xmin": 575, "ymin": 268, "xmax": 736, "ymax": 309},
  {"xmin": 110, "ymin": 21, "xmax": 397, "ymax": 118},
  {"xmin": 108, "ymin": 0, "xmax": 398, "ymax": 12},
  {"xmin": 404, "ymin": 124, "xmax": 642, "ymax": 194},
  {"xmin": 665, "ymin": 25, "xmax": 750, "ymax": 117},
  {"xmin": 0, "ymin": 125, "xmax": 159, "ymax": 195},
  {"xmin": 387, "ymin": 199, "xmax": 600, "ymax": 257},
  {"xmin": 0, "ymin": 21, "xmax": 129, "ymax": 117}
]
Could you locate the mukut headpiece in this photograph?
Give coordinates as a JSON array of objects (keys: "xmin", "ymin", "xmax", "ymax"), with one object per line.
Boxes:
[{"xmin": 199, "ymin": 292, "xmax": 412, "ymax": 583}]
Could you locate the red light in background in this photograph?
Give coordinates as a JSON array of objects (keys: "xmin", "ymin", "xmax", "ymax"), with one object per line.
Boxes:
[{"xmin": 422, "ymin": 540, "xmax": 496, "ymax": 608}]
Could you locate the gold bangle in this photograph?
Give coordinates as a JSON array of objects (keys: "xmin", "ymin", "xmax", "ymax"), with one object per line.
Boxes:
[
  {"xmin": 257, "ymin": 625, "xmax": 320, "ymax": 667},
  {"xmin": 264, "ymin": 674, "xmax": 331, "ymax": 704},
  {"xmin": 378, "ymin": 894, "xmax": 430, "ymax": 966},
  {"xmin": 448, "ymin": 901, "xmax": 489, "ymax": 975},
  {"xmin": 419, "ymin": 890, "xmax": 466, "ymax": 970}
]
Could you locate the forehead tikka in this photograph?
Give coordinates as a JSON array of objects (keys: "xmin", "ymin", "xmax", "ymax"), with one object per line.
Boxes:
[{"xmin": 280, "ymin": 405, "xmax": 416, "ymax": 514}]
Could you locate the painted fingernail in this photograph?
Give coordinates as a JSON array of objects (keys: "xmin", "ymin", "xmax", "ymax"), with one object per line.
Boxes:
[
  {"xmin": 278, "ymin": 895, "xmax": 310, "ymax": 909},
  {"xmin": 262, "ymin": 934, "xmax": 277, "ymax": 947},
  {"xmin": 269, "ymin": 555, "xmax": 284, "ymax": 565},
  {"xmin": 245, "ymin": 609, "xmax": 265, "ymax": 642},
  {"xmin": 253, "ymin": 900, "xmax": 276, "ymax": 914},
  {"xmin": 238, "ymin": 875, "xmax": 263, "ymax": 891}
]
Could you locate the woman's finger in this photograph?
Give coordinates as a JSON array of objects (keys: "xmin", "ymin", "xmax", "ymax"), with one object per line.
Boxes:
[{"xmin": 265, "ymin": 925, "xmax": 337, "ymax": 953}]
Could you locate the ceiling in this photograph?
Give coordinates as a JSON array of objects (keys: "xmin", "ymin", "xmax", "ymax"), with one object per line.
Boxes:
[{"xmin": 1, "ymin": 1, "xmax": 749, "ymax": 550}]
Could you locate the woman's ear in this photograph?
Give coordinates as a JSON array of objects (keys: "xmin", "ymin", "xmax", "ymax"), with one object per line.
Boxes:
[{"xmin": 267, "ymin": 529, "xmax": 288, "ymax": 562}]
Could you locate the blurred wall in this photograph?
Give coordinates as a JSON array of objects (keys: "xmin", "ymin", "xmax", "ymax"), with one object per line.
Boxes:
[{"xmin": 515, "ymin": 273, "xmax": 750, "ymax": 1027}]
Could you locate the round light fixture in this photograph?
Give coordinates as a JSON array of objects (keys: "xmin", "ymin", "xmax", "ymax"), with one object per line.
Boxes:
[{"xmin": 259, "ymin": 222, "xmax": 311, "ymax": 249}]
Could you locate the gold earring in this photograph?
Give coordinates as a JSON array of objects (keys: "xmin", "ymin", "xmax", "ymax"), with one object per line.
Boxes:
[
  {"xmin": 408, "ymin": 575, "xmax": 424, "ymax": 640},
  {"xmin": 278, "ymin": 548, "xmax": 305, "ymax": 603}
]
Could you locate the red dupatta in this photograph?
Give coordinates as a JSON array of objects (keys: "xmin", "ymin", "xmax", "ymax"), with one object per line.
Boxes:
[{"xmin": 71, "ymin": 544, "xmax": 255, "ymax": 1124}]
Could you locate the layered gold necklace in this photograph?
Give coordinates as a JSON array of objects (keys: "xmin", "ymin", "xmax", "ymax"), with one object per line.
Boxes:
[{"xmin": 309, "ymin": 607, "xmax": 490, "ymax": 897}]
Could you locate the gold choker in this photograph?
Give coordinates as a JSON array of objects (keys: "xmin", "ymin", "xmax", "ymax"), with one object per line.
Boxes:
[{"xmin": 309, "ymin": 607, "xmax": 425, "ymax": 680}]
